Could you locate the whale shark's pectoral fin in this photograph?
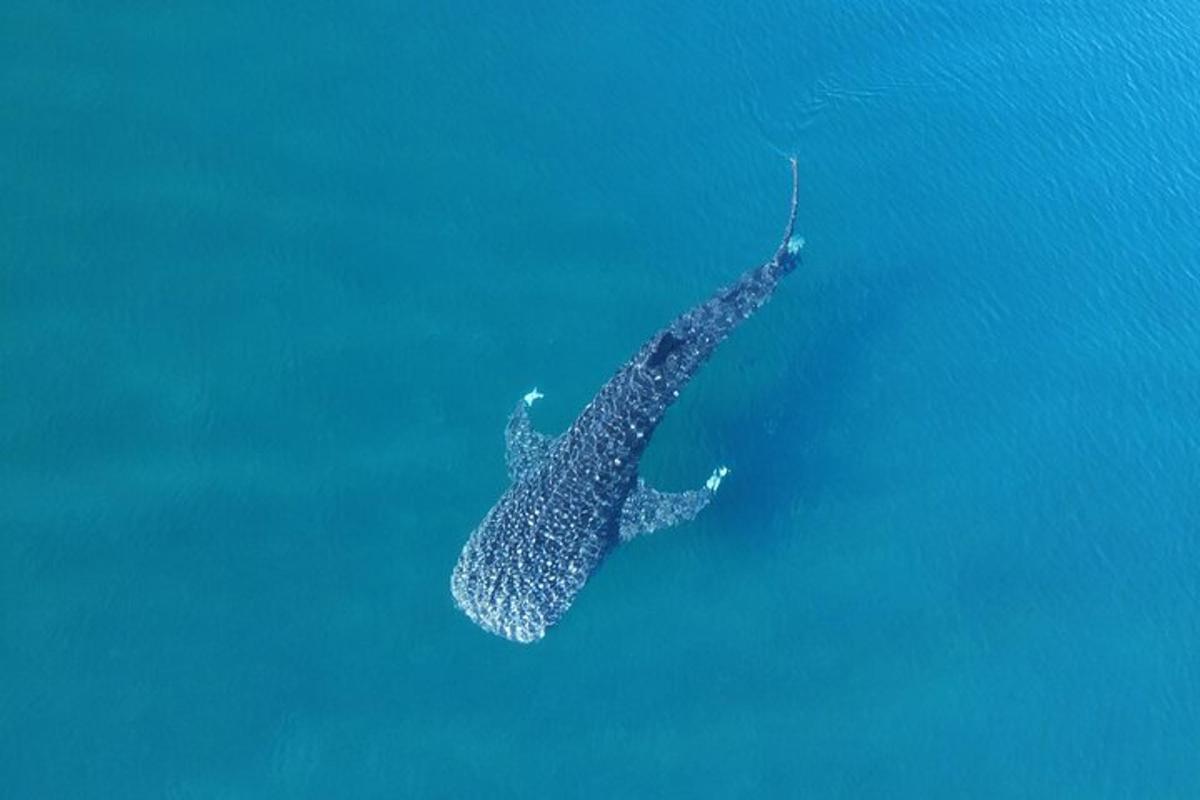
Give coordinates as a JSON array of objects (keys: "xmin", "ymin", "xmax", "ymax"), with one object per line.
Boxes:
[
  {"xmin": 505, "ymin": 389, "xmax": 555, "ymax": 481},
  {"xmin": 618, "ymin": 467, "xmax": 729, "ymax": 542}
]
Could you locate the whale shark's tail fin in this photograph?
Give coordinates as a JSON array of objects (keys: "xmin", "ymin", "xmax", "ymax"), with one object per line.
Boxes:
[
  {"xmin": 773, "ymin": 156, "xmax": 804, "ymax": 273},
  {"xmin": 604, "ymin": 158, "xmax": 807, "ymax": 431}
]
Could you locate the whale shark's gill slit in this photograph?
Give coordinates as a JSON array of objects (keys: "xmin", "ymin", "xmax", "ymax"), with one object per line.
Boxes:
[{"xmin": 647, "ymin": 331, "xmax": 685, "ymax": 368}]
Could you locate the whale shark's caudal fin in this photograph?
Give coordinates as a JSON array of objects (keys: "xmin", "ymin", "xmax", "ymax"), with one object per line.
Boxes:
[{"xmin": 773, "ymin": 156, "xmax": 804, "ymax": 272}]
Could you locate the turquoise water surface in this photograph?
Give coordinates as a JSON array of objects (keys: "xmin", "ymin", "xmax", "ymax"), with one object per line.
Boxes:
[{"xmin": 3, "ymin": 2, "xmax": 1198, "ymax": 797}]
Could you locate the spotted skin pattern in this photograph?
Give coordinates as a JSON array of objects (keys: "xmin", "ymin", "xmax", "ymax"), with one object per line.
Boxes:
[{"xmin": 451, "ymin": 161, "xmax": 804, "ymax": 643}]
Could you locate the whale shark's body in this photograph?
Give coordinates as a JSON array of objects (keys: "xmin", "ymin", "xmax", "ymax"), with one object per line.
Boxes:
[{"xmin": 451, "ymin": 161, "xmax": 805, "ymax": 643}]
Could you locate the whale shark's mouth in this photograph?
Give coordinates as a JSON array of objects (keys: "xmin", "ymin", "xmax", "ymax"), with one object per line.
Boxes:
[{"xmin": 451, "ymin": 589, "xmax": 546, "ymax": 644}]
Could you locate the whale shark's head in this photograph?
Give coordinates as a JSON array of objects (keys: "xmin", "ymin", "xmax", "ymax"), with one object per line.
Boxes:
[
  {"xmin": 449, "ymin": 524, "xmax": 558, "ymax": 643},
  {"xmin": 450, "ymin": 488, "xmax": 614, "ymax": 643}
]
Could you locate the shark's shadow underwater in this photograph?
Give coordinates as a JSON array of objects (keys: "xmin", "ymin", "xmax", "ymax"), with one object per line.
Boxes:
[
  {"xmin": 452, "ymin": 160, "xmax": 809, "ymax": 643},
  {"xmin": 707, "ymin": 263, "xmax": 922, "ymax": 543}
]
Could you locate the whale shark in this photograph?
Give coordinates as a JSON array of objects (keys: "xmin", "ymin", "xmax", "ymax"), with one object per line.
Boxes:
[{"xmin": 451, "ymin": 160, "xmax": 805, "ymax": 643}]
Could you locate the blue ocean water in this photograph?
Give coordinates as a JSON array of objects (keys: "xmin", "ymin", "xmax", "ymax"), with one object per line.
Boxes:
[{"xmin": 3, "ymin": 1, "xmax": 1198, "ymax": 796}]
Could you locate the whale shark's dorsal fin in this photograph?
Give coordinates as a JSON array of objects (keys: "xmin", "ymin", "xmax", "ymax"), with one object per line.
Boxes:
[{"xmin": 505, "ymin": 389, "xmax": 555, "ymax": 481}]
